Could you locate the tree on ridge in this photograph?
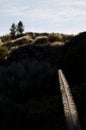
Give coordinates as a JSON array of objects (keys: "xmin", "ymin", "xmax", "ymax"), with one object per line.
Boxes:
[
  {"xmin": 10, "ymin": 23, "xmax": 16, "ymax": 39},
  {"xmin": 17, "ymin": 21, "xmax": 24, "ymax": 36}
]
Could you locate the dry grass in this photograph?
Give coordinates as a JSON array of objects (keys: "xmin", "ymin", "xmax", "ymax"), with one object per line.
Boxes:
[
  {"xmin": 48, "ymin": 33, "xmax": 63, "ymax": 42},
  {"xmin": 50, "ymin": 41, "xmax": 64, "ymax": 46},
  {"xmin": 2, "ymin": 35, "xmax": 33, "ymax": 52},
  {"xmin": 32, "ymin": 36, "xmax": 48, "ymax": 45}
]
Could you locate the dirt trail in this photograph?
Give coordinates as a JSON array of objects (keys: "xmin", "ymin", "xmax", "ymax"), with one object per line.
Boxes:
[{"xmin": 58, "ymin": 69, "xmax": 82, "ymax": 130}]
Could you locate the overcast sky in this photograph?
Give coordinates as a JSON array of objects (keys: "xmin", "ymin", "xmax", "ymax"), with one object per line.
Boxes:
[{"xmin": 0, "ymin": 0, "xmax": 86, "ymax": 36}]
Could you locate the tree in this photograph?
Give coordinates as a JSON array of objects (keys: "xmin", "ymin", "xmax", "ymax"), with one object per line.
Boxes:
[
  {"xmin": 10, "ymin": 23, "xmax": 16, "ymax": 39},
  {"xmin": 17, "ymin": 21, "xmax": 24, "ymax": 36}
]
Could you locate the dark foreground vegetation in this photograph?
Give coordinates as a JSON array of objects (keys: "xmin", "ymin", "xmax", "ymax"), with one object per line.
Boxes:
[{"xmin": 0, "ymin": 31, "xmax": 86, "ymax": 129}]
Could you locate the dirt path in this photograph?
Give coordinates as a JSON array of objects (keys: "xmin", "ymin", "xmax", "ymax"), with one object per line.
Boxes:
[{"xmin": 58, "ymin": 69, "xmax": 82, "ymax": 130}]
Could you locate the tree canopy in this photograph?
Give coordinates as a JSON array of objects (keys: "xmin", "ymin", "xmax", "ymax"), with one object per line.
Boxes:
[
  {"xmin": 10, "ymin": 23, "xmax": 16, "ymax": 39},
  {"xmin": 10, "ymin": 21, "xmax": 24, "ymax": 39},
  {"xmin": 17, "ymin": 21, "xmax": 24, "ymax": 36}
]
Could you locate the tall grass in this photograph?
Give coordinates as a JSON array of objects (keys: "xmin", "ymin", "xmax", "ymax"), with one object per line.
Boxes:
[{"xmin": 0, "ymin": 59, "xmax": 58, "ymax": 129}]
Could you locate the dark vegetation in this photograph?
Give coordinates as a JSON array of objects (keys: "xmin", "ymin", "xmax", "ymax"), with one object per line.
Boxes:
[{"xmin": 0, "ymin": 29, "xmax": 86, "ymax": 129}]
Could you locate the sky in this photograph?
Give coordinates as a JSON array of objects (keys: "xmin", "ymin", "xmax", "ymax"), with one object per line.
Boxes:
[{"xmin": 0, "ymin": 0, "xmax": 86, "ymax": 36}]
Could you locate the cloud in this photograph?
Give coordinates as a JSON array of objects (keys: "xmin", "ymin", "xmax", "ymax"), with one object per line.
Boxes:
[
  {"xmin": 61, "ymin": 0, "xmax": 86, "ymax": 6},
  {"xmin": 24, "ymin": 7, "xmax": 86, "ymax": 24},
  {"xmin": 0, "ymin": 0, "xmax": 30, "ymax": 16},
  {"xmin": 0, "ymin": 6, "xmax": 28, "ymax": 16},
  {"xmin": 23, "ymin": 0, "xmax": 86, "ymax": 24},
  {"xmin": 1, "ymin": 0, "xmax": 86, "ymax": 19},
  {"xmin": 0, "ymin": 0, "xmax": 86, "ymax": 35},
  {"xmin": 0, "ymin": 0, "xmax": 8, "ymax": 3}
]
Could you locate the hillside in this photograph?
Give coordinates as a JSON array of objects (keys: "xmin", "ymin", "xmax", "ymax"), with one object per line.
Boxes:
[
  {"xmin": 2, "ymin": 31, "xmax": 86, "ymax": 85},
  {"xmin": 0, "ymin": 32, "xmax": 74, "ymax": 62},
  {"xmin": 0, "ymin": 31, "xmax": 86, "ymax": 129}
]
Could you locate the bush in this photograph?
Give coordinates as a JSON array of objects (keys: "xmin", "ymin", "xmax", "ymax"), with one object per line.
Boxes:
[
  {"xmin": 1, "ymin": 34, "xmax": 11, "ymax": 43},
  {"xmin": 0, "ymin": 46, "xmax": 9, "ymax": 59},
  {"xmin": 32, "ymin": 36, "xmax": 48, "ymax": 45},
  {"xmin": 48, "ymin": 33, "xmax": 63, "ymax": 42},
  {"xmin": 48, "ymin": 33, "xmax": 74, "ymax": 43},
  {"xmin": 62, "ymin": 34, "xmax": 74, "ymax": 42},
  {"xmin": 13, "ymin": 38, "xmax": 32, "ymax": 46}
]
